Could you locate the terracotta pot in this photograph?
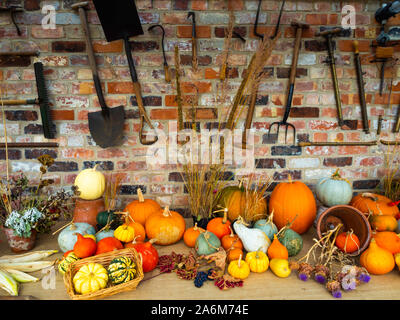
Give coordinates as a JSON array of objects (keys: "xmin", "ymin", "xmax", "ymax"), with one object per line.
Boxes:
[
  {"xmin": 73, "ymin": 198, "xmax": 105, "ymax": 229},
  {"xmin": 3, "ymin": 227, "xmax": 37, "ymax": 253},
  {"xmin": 316, "ymin": 204, "xmax": 371, "ymax": 256}
]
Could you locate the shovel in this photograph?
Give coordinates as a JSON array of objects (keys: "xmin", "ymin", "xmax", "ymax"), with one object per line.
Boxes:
[
  {"xmin": 72, "ymin": 2, "xmax": 125, "ymax": 148},
  {"xmin": 93, "ymin": 0, "xmax": 158, "ymax": 145}
]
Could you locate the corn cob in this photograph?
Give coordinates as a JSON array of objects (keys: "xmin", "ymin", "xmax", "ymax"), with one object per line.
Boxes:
[
  {"xmin": 0, "ymin": 250, "xmax": 58, "ymax": 264},
  {"xmin": 0, "ymin": 268, "xmax": 19, "ymax": 296},
  {"xmin": 0, "ymin": 260, "xmax": 54, "ymax": 273},
  {"xmin": 6, "ymin": 269, "xmax": 39, "ymax": 283}
]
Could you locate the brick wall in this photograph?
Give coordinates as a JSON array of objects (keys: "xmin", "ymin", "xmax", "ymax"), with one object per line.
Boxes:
[{"xmin": 0, "ymin": 0, "xmax": 399, "ymax": 216}]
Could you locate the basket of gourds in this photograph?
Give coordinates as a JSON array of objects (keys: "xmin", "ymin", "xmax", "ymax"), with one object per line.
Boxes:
[{"xmin": 63, "ymin": 248, "xmax": 144, "ymax": 300}]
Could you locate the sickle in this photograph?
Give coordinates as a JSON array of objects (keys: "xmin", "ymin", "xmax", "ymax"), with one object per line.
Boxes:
[{"xmin": 148, "ymin": 24, "xmax": 171, "ymax": 82}]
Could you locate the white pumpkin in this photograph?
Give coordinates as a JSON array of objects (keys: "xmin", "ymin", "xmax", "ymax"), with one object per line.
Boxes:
[
  {"xmin": 315, "ymin": 169, "xmax": 353, "ymax": 207},
  {"xmin": 74, "ymin": 164, "xmax": 105, "ymax": 200},
  {"xmin": 233, "ymin": 217, "xmax": 271, "ymax": 253}
]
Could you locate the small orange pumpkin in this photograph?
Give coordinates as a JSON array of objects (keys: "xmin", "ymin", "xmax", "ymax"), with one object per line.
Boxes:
[
  {"xmin": 267, "ymin": 234, "xmax": 288, "ymax": 260},
  {"xmin": 335, "ymin": 231, "xmax": 360, "ymax": 253},
  {"xmin": 360, "ymin": 238, "xmax": 395, "ymax": 275},
  {"xmin": 350, "ymin": 192, "xmax": 400, "ymax": 217},
  {"xmin": 73, "ymin": 233, "xmax": 97, "ymax": 258},
  {"xmin": 183, "ymin": 223, "xmax": 205, "ymax": 248},
  {"xmin": 227, "ymin": 248, "xmax": 244, "ymax": 262},
  {"xmin": 369, "ymin": 215, "xmax": 398, "ymax": 232},
  {"xmin": 372, "ymin": 231, "xmax": 400, "ymax": 254},
  {"xmin": 221, "ymin": 226, "xmax": 243, "ymax": 251},
  {"xmin": 124, "ymin": 188, "xmax": 162, "ymax": 225},
  {"xmin": 145, "ymin": 206, "xmax": 186, "ymax": 245},
  {"xmin": 95, "ymin": 237, "xmax": 123, "ymax": 255},
  {"xmin": 206, "ymin": 208, "xmax": 231, "ymax": 240},
  {"xmin": 126, "ymin": 218, "xmax": 146, "ymax": 242}
]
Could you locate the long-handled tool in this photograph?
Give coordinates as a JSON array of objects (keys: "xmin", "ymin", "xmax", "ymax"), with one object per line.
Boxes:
[
  {"xmin": 72, "ymin": 2, "xmax": 125, "ymax": 148},
  {"xmin": 0, "ymin": 142, "xmax": 59, "ymax": 148},
  {"xmin": 148, "ymin": 24, "xmax": 171, "ymax": 83},
  {"xmin": 92, "ymin": 0, "xmax": 158, "ymax": 145},
  {"xmin": 1, "ymin": 60, "xmax": 54, "ymax": 139},
  {"xmin": 0, "ymin": 5, "xmax": 23, "ymax": 36},
  {"xmin": 394, "ymin": 106, "xmax": 400, "ymax": 133},
  {"xmin": 187, "ymin": 11, "xmax": 198, "ymax": 72},
  {"xmin": 241, "ymin": 0, "xmax": 285, "ymax": 149},
  {"xmin": 268, "ymin": 21, "xmax": 309, "ymax": 145},
  {"xmin": 353, "ymin": 40, "xmax": 369, "ymax": 134},
  {"xmin": 316, "ymin": 27, "xmax": 345, "ymax": 128}
]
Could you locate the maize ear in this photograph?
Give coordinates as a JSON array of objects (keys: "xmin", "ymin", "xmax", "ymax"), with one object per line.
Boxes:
[
  {"xmin": 0, "ymin": 250, "xmax": 58, "ymax": 264},
  {"xmin": 6, "ymin": 269, "xmax": 39, "ymax": 283},
  {"xmin": 0, "ymin": 268, "xmax": 19, "ymax": 296},
  {"xmin": 0, "ymin": 260, "xmax": 54, "ymax": 273}
]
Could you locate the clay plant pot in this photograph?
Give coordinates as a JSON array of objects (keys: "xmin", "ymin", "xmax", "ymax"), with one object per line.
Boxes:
[
  {"xmin": 73, "ymin": 197, "xmax": 105, "ymax": 229},
  {"xmin": 3, "ymin": 227, "xmax": 37, "ymax": 253},
  {"xmin": 316, "ymin": 204, "xmax": 371, "ymax": 256}
]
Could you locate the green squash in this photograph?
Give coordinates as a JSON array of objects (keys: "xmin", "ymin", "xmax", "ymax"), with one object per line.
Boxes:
[
  {"xmin": 107, "ymin": 256, "xmax": 137, "ymax": 285},
  {"xmin": 278, "ymin": 228, "xmax": 303, "ymax": 257},
  {"xmin": 96, "ymin": 210, "xmax": 117, "ymax": 229},
  {"xmin": 195, "ymin": 231, "xmax": 221, "ymax": 256},
  {"xmin": 58, "ymin": 252, "xmax": 80, "ymax": 275}
]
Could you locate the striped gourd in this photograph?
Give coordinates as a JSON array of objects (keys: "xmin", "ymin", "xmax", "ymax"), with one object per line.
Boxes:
[
  {"xmin": 58, "ymin": 252, "xmax": 80, "ymax": 275},
  {"xmin": 107, "ymin": 256, "xmax": 137, "ymax": 285}
]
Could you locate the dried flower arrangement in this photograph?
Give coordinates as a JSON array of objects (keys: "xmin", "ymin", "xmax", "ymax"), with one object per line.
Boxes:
[
  {"xmin": 377, "ymin": 139, "xmax": 400, "ymax": 202},
  {"xmin": 289, "ymin": 224, "xmax": 370, "ymax": 298}
]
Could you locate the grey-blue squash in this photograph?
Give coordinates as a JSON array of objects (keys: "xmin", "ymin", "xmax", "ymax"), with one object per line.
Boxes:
[
  {"xmin": 195, "ymin": 231, "xmax": 221, "ymax": 255},
  {"xmin": 315, "ymin": 169, "xmax": 353, "ymax": 207},
  {"xmin": 57, "ymin": 222, "xmax": 96, "ymax": 252},
  {"xmin": 253, "ymin": 211, "xmax": 278, "ymax": 241}
]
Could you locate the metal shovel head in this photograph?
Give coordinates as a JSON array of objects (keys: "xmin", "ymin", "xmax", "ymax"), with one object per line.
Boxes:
[
  {"xmin": 88, "ymin": 105, "xmax": 125, "ymax": 148},
  {"xmin": 92, "ymin": 0, "xmax": 144, "ymax": 42}
]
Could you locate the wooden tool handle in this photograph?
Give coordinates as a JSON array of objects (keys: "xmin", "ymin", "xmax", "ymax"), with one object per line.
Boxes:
[
  {"xmin": 191, "ymin": 37, "xmax": 198, "ymax": 71},
  {"xmin": 380, "ymin": 139, "xmax": 400, "ymax": 146},
  {"xmin": 316, "ymin": 28, "xmax": 343, "ymax": 37},
  {"xmin": 0, "ymin": 142, "xmax": 59, "ymax": 148},
  {"xmin": 132, "ymin": 81, "xmax": 154, "ymax": 130},
  {"xmin": 353, "ymin": 40, "xmax": 359, "ymax": 54},
  {"xmin": 1, "ymin": 99, "xmax": 38, "ymax": 105},
  {"xmin": 289, "ymin": 26, "xmax": 303, "ymax": 84},
  {"xmin": 299, "ymin": 141, "xmax": 377, "ymax": 147},
  {"xmin": 164, "ymin": 64, "xmax": 171, "ymax": 83}
]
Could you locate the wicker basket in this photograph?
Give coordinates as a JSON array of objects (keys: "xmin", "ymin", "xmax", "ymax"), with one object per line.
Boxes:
[{"xmin": 63, "ymin": 248, "xmax": 144, "ymax": 300}]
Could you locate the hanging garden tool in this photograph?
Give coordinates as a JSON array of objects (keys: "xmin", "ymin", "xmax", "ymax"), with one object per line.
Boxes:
[
  {"xmin": 1, "ymin": 61, "xmax": 55, "ymax": 139},
  {"xmin": 353, "ymin": 40, "xmax": 369, "ymax": 134},
  {"xmin": 0, "ymin": 142, "xmax": 58, "ymax": 148},
  {"xmin": 267, "ymin": 21, "xmax": 309, "ymax": 146},
  {"xmin": 148, "ymin": 24, "xmax": 171, "ymax": 83},
  {"xmin": 394, "ymin": 107, "xmax": 400, "ymax": 133},
  {"xmin": 316, "ymin": 27, "xmax": 346, "ymax": 128},
  {"xmin": 72, "ymin": 2, "xmax": 125, "ymax": 148},
  {"xmin": 187, "ymin": 11, "xmax": 198, "ymax": 72},
  {"xmin": 93, "ymin": 0, "xmax": 158, "ymax": 145},
  {"xmin": 0, "ymin": 5, "xmax": 23, "ymax": 36},
  {"xmin": 242, "ymin": 0, "xmax": 285, "ymax": 148}
]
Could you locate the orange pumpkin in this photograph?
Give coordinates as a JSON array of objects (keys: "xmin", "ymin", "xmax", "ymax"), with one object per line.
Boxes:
[
  {"xmin": 145, "ymin": 206, "xmax": 186, "ymax": 245},
  {"xmin": 350, "ymin": 193, "xmax": 399, "ymax": 217},
  {"xmin": 227, "ymin": 248, "xmax": 243, "ymax": 262},
  {"xmin": 372, "ymin": 231, "xmax": 400, "ymax": 254},
  {"xmin": 183, "ymin": 223, "xmax": 205, "ymax": 248},
  {"xmin": 221, "ymin": 226, "xmax": 243, "ymax": 251},
  {"xmin": 126, "ymin": 219, "xmax": 146, "ymax": 242},
  {"xmin": 95, "ymin": 237, "xmax": 123, "ymax": 255},
  {"xmin": 360, "ymin": 238, "xmax": 395, "ymax": 275},
  {"xmin": 207, "ymin": 208, "xmax": 231, "ymax": 239},
  {"xmin": 335, "ymin": 231, "xmax": 360, "ymax": 253},
  {"xmin": 268, "ymin": 175, "xmax": 316, "ymax": 234},
  {"xmin": 73, "ymin": 233, "xmax": 97, "ymax": 258},
  {"xmin": 267, "ymin": 234, "xmax": 288, "ymax": 260},
  {"xmin": 124, "ymin": 188, "xmax": 162, "ymax": 225},
  {"xmin": 369, "ymin": 215, "xmax": 398, "ymax": 232}
]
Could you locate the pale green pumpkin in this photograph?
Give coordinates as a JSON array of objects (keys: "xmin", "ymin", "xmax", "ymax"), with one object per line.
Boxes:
[
  {"xmin": 315, "ymin": 169, "xmax": 353, "ymax": 207},
  {"xmin": 195, "ymin": 231, "xmax": 221, "ymax": 256}
]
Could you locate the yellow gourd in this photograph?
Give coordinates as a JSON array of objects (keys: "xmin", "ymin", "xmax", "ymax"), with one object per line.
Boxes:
[
  {"xmin": 269, "ymin": 258, "xmax": 291, "ymax": 278},
  {"xmin": 114, "ymin": 225, "xmax": 135, "ymax": 243},
  {"xmin": 74, "ymin": 164, "xmax": 105, "ymax": 200},
  {"xmin": 360, "ymin": 238, "xmax": 395, "ymax": 275},
  {"xmin": 73, "ymin": 263, "xmax": 108, "ymax": 294},
  {"xmin": 245, "ymin": 250, "xmax": 269, "ymax": 273},
  {"xmin": 394, "ymin": 253, "xmax": 400, "ymax": 271},
  {"xmin": 227, "ymin": 254, "xmax": 250, "ymax": 280}
]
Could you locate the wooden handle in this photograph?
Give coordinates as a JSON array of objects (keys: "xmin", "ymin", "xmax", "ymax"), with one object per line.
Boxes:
[
  {"xmin": 132, "ymin": 81, "xmax": 154, "ymax": 130},
  {"xmin": 164, "ymin": 64, "xmax": 171, "ymax": 83},
  {"xmin": 299, "ymin": 141, "xmax": 377, "ymax": 147},
  {"xmin": 353, "ymin": 40, "xmax": 359, "ymax": 54},
  {"xmin": 289, "ymin": 26, "xmax": 303, "ymax": 84},
  {"xmin": 0, "ymin": 99, "xmax": 38, "ymax": 105},
  {"xmin": 316, "ymin": 28, "xmax": 343, "ymax": 37},
  {"xmin": 191, "ymin": 37, "xmax": 198, "ymax": 71},
  {"xmin": 0, "ymin": 142, "xmax": 59, "ymax": 148},
  {"xmin": 298, "ymin": 142, "xmax": 311, "ymax": 147}
]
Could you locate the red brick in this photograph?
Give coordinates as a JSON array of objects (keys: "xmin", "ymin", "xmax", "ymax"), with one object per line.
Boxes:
[
  {"xmin": 107, "ymin": 82, "xmax": 135, "ymax": 94},
  {"xmin": 165, "ymin": 95, "xmax": 197, "ymax": 107},
  {"xmin": 305, "ymin": 14, "xmax": 338, "ymax": 25},
  {"xmin": 177, "ymin": 26, "xmax": 211, "ymax": 38},
  {"xmin": 93, "ymin": 40, "xmax": 123, "ymax": 53},
  {"xmin": 150, "ymin": 108, "xmax": 178, "ymax": 120},
  {"xmin": 181, "ymin": 81, "xmax": 212, "ymax": 94},
  {"xmin": 62, "ymin": 148, "xmax": 94, "ymax": 159},
  {"xmin": 338, "ymin": 40, "xmax": 370, "ymax": 52},
  {"xmin": 338, "ymin": 146, "xmax": 369, "ymax": 155},
  {"xmin": 51, "ymin": 110, "xmax": 75, "ymax": 120},
  {"xmin": 97, "ymin": 148, "xmax": 129, "ymax": 159}
]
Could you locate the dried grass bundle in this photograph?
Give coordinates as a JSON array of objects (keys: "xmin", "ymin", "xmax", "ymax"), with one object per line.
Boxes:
[
  {"xmin": 104, "ymin": 173, "xmax": 123, "ymax": 211},
  {"xmin": 379, "ymin": 139, "xmax": 400, "ymax": 201}
]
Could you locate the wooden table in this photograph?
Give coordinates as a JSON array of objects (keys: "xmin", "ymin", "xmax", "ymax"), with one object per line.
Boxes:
[{"xmin": 0, "ymin": 220, "xmax": 399, "ymax": 300}]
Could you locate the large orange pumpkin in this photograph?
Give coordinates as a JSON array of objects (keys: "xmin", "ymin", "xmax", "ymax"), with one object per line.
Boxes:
[
  {"xmin": 215, "ymin": 186, "xmax": 246, "ymax": 222},
  {"xmin": 145, "ymin": 206, "xmax": 186, "ymax": 245},
  {"xmin": 268, "ymin": 175, "xmax": 316, "ymax": 234},
  {"xmin": 372, "ymin": 231, "xmax": 400, "ymax": 254},
  {"xmin": 124, "ymin": 188, "xmax": 162, "ymax": 226},
  {"xmin": 350, "ymin": 193, "xmax": 399, "ymax": 217}
]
